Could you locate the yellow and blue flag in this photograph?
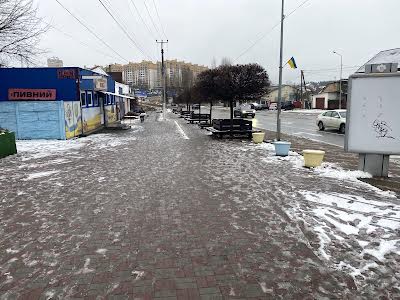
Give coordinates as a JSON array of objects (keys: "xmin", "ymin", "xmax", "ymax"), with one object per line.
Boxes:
[{"xmin": 287, "ymin": 57, "xmax": 297, "ymax": 69}]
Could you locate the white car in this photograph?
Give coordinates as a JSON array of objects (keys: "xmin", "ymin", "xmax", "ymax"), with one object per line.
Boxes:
[
  {"xmin": 269, "ymin": 103, "xmax": 278, "ymax": 110},
  {"xmin": 316, "ymin": 110, "xmax": 347, "ymax": 134}
]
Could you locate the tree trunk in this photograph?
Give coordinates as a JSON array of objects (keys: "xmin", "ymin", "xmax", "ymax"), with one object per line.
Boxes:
[
  {"xmin": 209, "ymin": 101, "xmax": 212, "ymax": 124},
  {"xmin": 230, "ymin": 99, "xmax": 234, "ymax": 135}
]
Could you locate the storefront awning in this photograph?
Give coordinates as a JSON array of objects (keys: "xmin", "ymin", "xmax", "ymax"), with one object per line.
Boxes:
[{"xmin": 99, "ymin": 91, "xmax": 136, "ymax": 100}]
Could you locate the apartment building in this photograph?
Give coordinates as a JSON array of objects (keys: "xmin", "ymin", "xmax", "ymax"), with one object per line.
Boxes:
[{"xmin": 109, "ymin": 60, "xmax": 208, "ymax": 90}]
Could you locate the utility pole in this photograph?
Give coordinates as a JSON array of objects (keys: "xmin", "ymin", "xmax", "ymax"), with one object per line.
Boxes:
[
  {"xmin": 333, "ymin": 51, "xmax": 343, "ymax": 109},
  {"xmin": 300, "ymin": 70, "xmax": 303, "ymax": 109},
  {"xmin": 276, "ymin": 0, "xmax": 285, "ymax": 141},
  {"xmin": 156, "ymin": 40, "xmax": 168, "ymax": 119}
]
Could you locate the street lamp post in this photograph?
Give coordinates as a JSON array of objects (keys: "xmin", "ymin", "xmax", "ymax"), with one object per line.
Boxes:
[
  {"xmin": 276, "ymin": 0, "xmax": 285, "ymax": 141},
  {"xmin": 333, "ymin": 51, "xmax": 343, "ymax": 109}
]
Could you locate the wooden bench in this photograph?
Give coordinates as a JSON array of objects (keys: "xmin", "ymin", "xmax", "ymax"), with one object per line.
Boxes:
[
  {"xmin": 198, "ymin": 122, "xmax": 212, "ymax": 128},
  {"xmin": 186, "ymin": 113, "xmax": 211, "ymax": 124},
  {"xmin": 180, "ymin": 110, "xmax": 191, "ymax": 118},
  {"xmin": 206, "ymin": 118, "xmax": 261, "ymax": 138}
]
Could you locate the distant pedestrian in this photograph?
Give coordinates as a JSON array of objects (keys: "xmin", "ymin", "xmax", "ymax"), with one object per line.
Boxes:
[{"xmin": 140, "ymin": 112, "xmax": 146, "ymax": 123}]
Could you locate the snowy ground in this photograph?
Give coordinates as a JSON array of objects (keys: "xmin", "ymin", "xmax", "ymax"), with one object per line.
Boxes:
[
  {"xmin": 248, "ymin": 142, "xmax": 400, "ymax": 293},
  {"xmin": 284, "ymin": 109, "xmax": 326, "ymax": 115},
  {"xmin": 0, "ymin": 113, "xmax": 399, "ymax": 298}
]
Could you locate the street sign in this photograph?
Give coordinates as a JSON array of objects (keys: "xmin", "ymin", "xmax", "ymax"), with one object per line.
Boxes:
[{"xmin": 8, "ymin": 88, "xmax": 56, "ymax": 100}]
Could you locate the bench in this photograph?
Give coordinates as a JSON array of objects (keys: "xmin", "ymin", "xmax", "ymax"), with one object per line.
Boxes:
[
  {"xmin": 186, "ymin": 113, "xmax": 211, "ymax": 124},
  {"xmin": 180, "ymin": 110, "xmax": 191, "ymax": 118},
  {"xmin": 206, "ymin": 118, "xmax": 261, "ymax": 138},
  {"xmin": 198, "ymin": 122, "xmax": 212, "ymax": 128}
]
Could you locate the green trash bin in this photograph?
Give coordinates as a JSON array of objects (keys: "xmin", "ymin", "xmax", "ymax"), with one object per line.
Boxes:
[{"xmin": 0, "ymin": 130, "xmax": 17, "ymax": 158}]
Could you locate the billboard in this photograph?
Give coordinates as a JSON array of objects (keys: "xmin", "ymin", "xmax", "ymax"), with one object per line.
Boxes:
[{"xmin": 345, "ymin": 73, "xmax": 400, "ymax": 154}]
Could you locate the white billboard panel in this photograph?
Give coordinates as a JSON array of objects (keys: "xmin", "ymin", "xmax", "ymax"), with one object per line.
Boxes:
[{"xmin": 346, "ymin": 74, "xmax": 400, "ymax": 154}]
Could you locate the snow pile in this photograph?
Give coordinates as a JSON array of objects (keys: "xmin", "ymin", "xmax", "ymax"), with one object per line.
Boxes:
[
  {"xmin": 298, "ymin": 190, "xmax": 400, "ymax": 279},
  {"xmin": 16, "ymin": 132, "xmax": 139, "ymax": 160},
  {"xmin": 24, "ymin": 170, "xmax": 60, "ymax": 181},
  {"xmin": 16, "ymin": 139, "xmax": 84, "ymax": 160},
  {"xmin": 314, "ymin": 162, "xmax": 372, "ymax": 181},
  {"xmin": 284, "ymin": 109, "xmax": 325, "ymax": 115},
  {"xmin": 82, "ymin": 133, "xmax": 137, "ymax": 149}
]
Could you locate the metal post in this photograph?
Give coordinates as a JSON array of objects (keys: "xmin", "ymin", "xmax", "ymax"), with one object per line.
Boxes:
[
  {"xmin": 162, "ymin": 48, "xmax": 166, "ymax": 119},
  {"xmin": 157, "ymin": 40, "xmax": 168, "ymax": 119},
  {"xmin": 276, "ymin": 0, "xmax": 285, "ymax": 141},
  {"xmin": 300, "ymin": 70, "xmax": 303, "ymax": 109},
  {"xmin": 333, "ymin": 51, "xmax": 343, "ymax": 109},
  {"xmin": 339, "ymin": 55, "xmax": 342, "ymax": 109}
]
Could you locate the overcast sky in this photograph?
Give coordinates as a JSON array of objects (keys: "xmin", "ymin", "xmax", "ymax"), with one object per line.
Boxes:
[{"xmin": 34, "ymin": 0, "xmax": 400, "ymax": 84}]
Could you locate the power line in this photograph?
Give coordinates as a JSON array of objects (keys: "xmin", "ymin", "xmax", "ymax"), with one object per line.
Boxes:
[
  {"xmin": 128, "ymin": 0, "xmax": 157, "ymax": 40},
  {"xmin": 97, "ymin": 0, "xmax": 154, "ymax": 60},
  {"xmin": 303, "ymin": 66, "xmax": 360, "ymax": 73},
  {"xmin": 45, "ymin": 21, "xmax": 124, "ymax": 62},
  {"xmin": 152, "ymin": 0, "xmax": 167, "ymax": 39},
  {"xmin": 103, "ymin": 0, "xmax": 156, "ymax": 59},
  {"xmin": 54, "ymin": 0, "xmax": 128, "ymax": 63},
  {"xmin": 234, "ymin": 0, "xmax": 312, "ymax": 62},
  {"xmin": 143, "ymin": 0, "xmax": 163, "ymax": 38}
]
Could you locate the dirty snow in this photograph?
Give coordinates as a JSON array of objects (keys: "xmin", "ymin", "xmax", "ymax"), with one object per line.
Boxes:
[
  {"xmin": 23, "ymin": 170, "xmax": 60, "ymax": 181},
  {"xmin": 96, "ymin": 248, "xmax": 107, "ymax": 255},
  {"xmin": 131, "ymin": 270, "xmax": 145, "ymax": 281},
  {"xmin": 296, "ymin": 190, "xmax": 400, "ymax": 284},
  {"xmin": 16, "ymin": 139, "xmax": 84, "ymax": 160}
]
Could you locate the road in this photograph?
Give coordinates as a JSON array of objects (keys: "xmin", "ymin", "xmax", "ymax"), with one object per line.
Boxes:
[{"xmin": 210, "ymin": 107, "xmax": 345, "ymax": 147}]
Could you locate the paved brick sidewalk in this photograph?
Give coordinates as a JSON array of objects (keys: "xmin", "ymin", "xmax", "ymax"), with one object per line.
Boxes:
[{"xmin": 0, "ymin": 113, "xmax": 398, "ymax": 299}]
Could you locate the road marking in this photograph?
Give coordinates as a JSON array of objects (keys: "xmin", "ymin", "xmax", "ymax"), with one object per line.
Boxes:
[
  {"xmin": 174, "ymin": 120, "xmax": 189, "ymax": 140},
  {"xmin": 293, "ymin": 132, "xmax": 323, "ymax": 137},
  {"xmin": 266, "ymin": 123, "xmax": 344, "ymax": 137}
]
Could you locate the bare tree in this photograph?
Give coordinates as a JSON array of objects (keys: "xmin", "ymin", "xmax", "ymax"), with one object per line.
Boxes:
[
  {"xmin": 220, "ymin": 57, "xmax": 232, "ymax": 66},
  {"xmin": 0, "ymin": 0, "xmax": 47, "ymax": 66},
  {"xmin": 181, "ymin": 65, "xmax": 194, "ymax": 90},
  {"xmin": 210, "ymin": 57, "xmax": 217, "ymax": 69}
]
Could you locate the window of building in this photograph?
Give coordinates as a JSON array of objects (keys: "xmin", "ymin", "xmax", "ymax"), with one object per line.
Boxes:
[
  {"xmin": 87, "ymin": 91, "xmax": 93, "ymax": 106},
  {"xmin": 107, "ymin": 94, "xmax": 112, "ymax": 105},
  {"xmin": 111, "ymin": 95, "xmax": 115, "ymax": 104},
  {"xmin": 80, "ymin": 92, "xmax": 86, "ymax": 106},
  {"xmin": 94, "ymin": 93, "xmax": 99, "ymax": 106},
  {"xmin": 104, "ymin": 94, "xmax": 107, "ymax": 105}
]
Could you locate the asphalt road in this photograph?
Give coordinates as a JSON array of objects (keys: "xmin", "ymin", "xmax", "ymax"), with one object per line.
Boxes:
[{"xmin": 210, "ymin": 107, "xmax": 345, "ymax": 147}]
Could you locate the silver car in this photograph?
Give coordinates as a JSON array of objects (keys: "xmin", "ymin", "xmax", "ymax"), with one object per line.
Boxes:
[
  {"xmin": 234, "ymin": 104, "xmax": 256, "ymax": 118},
  {"xmin": 316, "ymin": 110, "xmax": 347, "ymax": 134}
]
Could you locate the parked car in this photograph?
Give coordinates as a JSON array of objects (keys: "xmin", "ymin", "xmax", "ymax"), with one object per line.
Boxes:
[
  {"xmin": 316, "ymin": 110, "xmax": 347, "ymax": 134},
  {"xmin": 281, "ymin": 101, "xmax": 295, "ymax": 111},
  {"xmin": 251, "ymin": 102, "xmax": 262, "ymax": 110},
  {"xmin": 234, "ymin": 104, "xmax": 256, "ymax": 118},
  {"xmin": 269, "ymin": 103, "xmax": 278, "ymax": 110},
  {"xmin": 260, "ymin": 102, "xmax": 269, "ymax": 110}
]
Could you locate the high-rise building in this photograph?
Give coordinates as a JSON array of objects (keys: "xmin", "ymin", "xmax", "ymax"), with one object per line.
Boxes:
[
  {"xmin": 47, "ymin": 57, "xmax": 63, "ymax": 68},
  {"xmin": 108, "ymin": 60, "xmax": 208, "ymax": 90}
]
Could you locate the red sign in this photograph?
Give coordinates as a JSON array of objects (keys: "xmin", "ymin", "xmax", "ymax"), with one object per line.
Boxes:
[
  {"xmin": 57, "ymin": 69, "xmax": 77, "ymax": 79},
  {"xmin": 8, "ymin": 89, "xmax": 57, "ymax": 100}
]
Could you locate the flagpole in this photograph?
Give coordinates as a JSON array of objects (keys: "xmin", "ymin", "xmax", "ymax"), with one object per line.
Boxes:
[{"xmin": 277, "ymin": 0, "xmax": 285, "ymax": 141}]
